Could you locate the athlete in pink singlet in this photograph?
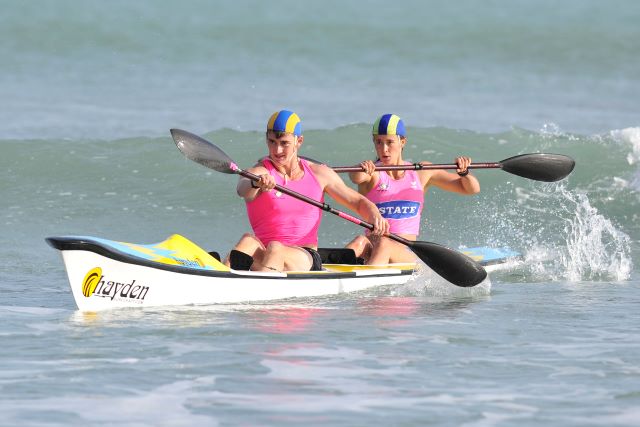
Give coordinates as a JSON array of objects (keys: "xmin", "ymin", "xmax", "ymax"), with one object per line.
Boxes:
[
  {"xmin": 226, "ymin": 110, "xmax": 389, "ymax": 272},
  {"xmin": 346, "ymin": 114, "xmax": 481, "ymax": 265},
  {"xmin": 246, "ymin": 157, "xmax": 323, "ymax": 248},
  {"xmin": 364, "ymin": 163, "xmax": 424, "ymax": 236}
]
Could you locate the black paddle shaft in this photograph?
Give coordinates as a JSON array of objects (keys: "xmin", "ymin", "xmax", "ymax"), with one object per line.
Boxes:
[
  {"xmin": 332, "ymin": 153, "xmax": 575, "ymax": 182},
  {"xmin": 332, "ymin": 162, "xmax": 499, "ymax": 173}
]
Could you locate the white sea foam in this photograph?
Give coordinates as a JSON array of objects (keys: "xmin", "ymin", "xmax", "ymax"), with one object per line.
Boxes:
[
  {"xmin": 0, "ymin": 377, "xmax": 218, "ymax": 426},
  {"xmin": 610, "ymin": 127, "xmax": 640, "ymax": 191},
  {"xmin": 539, "ymin": 122, "xmax": 562, "ymax": 137},
  {"xmin": 560, "ymin": 190, "xmax": 632, "ymax": 281},
  {"xmin": 517, "ymin": 186, "xmax": 632, "ymax": 282},
  {"xmin": 610, "ymin": 127, "xmax": 640, "ymax": 164},
  {"xmin": 0, "ymin": 306, "xmax": 67, "ymax": 316},
  {"xmin": 397, "ymin": 265, "xmax": 492, "ymax": 297}
]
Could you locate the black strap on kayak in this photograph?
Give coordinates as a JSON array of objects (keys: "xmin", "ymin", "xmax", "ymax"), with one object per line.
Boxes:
[
  {"xmin": 229, "ymin": 248, "xmax": 362, "ymax": 269},
  {"xmin": 317, "ymin": 248, "xmax": 361, "ymax": 265},
  {"xmin": 207, "ymin": 251, "xmax": 222, "ymax": 262},
  {"xmin": 229, "ymin": 250, "xmax": 254, "ymax": 271}
]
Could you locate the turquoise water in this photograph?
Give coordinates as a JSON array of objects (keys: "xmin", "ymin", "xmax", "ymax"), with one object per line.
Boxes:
[
  {"xmin": 2, "ymin": 0, "xmax": 639, "ymax": 139},
  {"xmin": 1, "ymin": 1, "xmax": 639, "ymax": 425}
]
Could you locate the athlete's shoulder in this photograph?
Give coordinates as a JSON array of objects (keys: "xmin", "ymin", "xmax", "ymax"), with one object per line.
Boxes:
[
  {"xmin": 247, "ymin": 162, "xmax": 269, "ymax": 174},
  {"xmin": 308, "ymin": 161, "xmax": 344, "ymax": 189},
  {"xmin": 416, "ymin": 168, "xmax": 438, "ymax": 186},
  {"xmin": 307, "ymin": 161, "xmax": 333, "ymax": 176}
]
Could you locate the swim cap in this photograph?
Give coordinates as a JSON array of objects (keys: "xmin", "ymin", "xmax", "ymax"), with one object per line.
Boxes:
[
  {"xmin": 372, "ymin": 113, "xmax": 406, "ymax": 137},
  {"xmin": 267, "ymin": 110, "xmax": 302, "ymax": 136}
]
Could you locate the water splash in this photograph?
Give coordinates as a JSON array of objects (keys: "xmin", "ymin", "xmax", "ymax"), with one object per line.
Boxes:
[
  {"xmin": 559, "ymin": 190, "xmax": 632, "ymax": 281},
  {"xmin": 472, "ymin": 176, "xmax": 632, "ymax": 283},
  {"xmin": 610, "ymin": 127, "xmax": 640, "ymax": 191},
  {"xmin": 394, "ymin": 264, "xmax": 492, "ymax": 298},
  {"xmin": 610, "ymin": 127, "xmax": 640, "ymax": 165},
  {"xmin": 540, "ymin": 122, "xmax": 562, "ymax": 138},
  {"xmin": 519, "ymin": 187, "xmax": 632, "ymax": 282}
]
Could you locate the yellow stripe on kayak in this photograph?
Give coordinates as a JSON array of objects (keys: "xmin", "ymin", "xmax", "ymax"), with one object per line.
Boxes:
[
  {"xmin": 323, "ymin": 263, "xmax": 417, "ymax": 273},
  {"xmin": 122, "ymin": 234, "xmax": 230, "ymax": 271},
  {"xmin": 460, "ymin": 251, "xmax": 484, "ymax": 261}
]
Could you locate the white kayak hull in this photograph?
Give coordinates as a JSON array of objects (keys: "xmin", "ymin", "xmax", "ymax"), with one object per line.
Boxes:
[
  {"xmin": 49, "ymin": 236, "xmax": 415, "ymax": 311},
  {"xmin": 47, "ymin": 235, "xmax": 519, "ymax": 311}
]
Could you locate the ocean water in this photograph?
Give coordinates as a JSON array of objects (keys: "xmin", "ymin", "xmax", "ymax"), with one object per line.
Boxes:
[{"xmin": 1, "ymin": 1, "xmax": 639, "ymax": 426}]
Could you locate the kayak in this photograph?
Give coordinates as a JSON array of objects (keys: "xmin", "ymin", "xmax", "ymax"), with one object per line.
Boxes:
[{"xmin": 46, "ymin": 234, "xmax": 520, "ymax": 311}]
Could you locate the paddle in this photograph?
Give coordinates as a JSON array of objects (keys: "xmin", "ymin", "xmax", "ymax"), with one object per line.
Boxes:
[
  {"xmin": 331, "ymin": 153, "xmax": 575, "ymax": 182},
  {"xmin": 170, "ymin": 128, "xmax": 487, "ymax": 287}
]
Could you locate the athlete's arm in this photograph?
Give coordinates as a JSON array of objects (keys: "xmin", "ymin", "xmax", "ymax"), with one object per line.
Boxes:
[
  {"xmin": 314, "ymin": 164, "xmax": 389, "ymax": 235},
  {"xmin": 349, "ymin": 160, "xmax": 376, "ymax": 183},
  {"xmin": 348, "ymin": 160, "xmax": 379, "ymax": 195},
  {"xmin": 423, "ymin": 157, "xmax": 480, "ymax": 195},
  {"xmin": 237, "ymin": 165, "xmax": 273, "ymax": 201}
]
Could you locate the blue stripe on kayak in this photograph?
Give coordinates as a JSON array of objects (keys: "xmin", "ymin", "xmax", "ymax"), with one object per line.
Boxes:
[
  {"xmin": 461, "ymin": 246, "xmax": 521, "ymax": 262},
  {"xmin": 66, "ymin": 235, "xmax": 216, "ymax": 270}
]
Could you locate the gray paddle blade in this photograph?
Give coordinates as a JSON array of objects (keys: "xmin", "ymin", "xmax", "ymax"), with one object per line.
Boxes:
[
  {"xmin": 500, "ymin": 153, "xmax": 575, "ymax": 182},
  {"xmin": 170, "ymin": 128, "xmax": 237, "ymax": 174},
  {"xmin": 410, "ymin": 241, "xmax": 487, "ymax": 287}
]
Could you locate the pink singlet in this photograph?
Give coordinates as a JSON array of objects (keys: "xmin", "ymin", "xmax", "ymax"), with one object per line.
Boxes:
[
  {"xmin": 365, "ymin": 164, "xmax": 424, "ymax": 235},
  {"xmin": 246, "ymin": 159, "xmax": 324, "ymax": 247}
]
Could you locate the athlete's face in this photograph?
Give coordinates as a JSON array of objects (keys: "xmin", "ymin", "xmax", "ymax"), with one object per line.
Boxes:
[
  {"xmin": 266, "ymin": 131, "xmax": 302, "ymax": 165},
  {"xmin": 373, "ymin": 134, "xmax": 405, "ymax": 164}
]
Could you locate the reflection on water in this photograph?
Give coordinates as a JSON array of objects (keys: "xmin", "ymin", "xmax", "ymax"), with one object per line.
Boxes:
[
  {"xmin": 66, "ymin": 286, "xmax": 492, "ymax": 335},
  {"xmin": 246, "ymin": 307, "xmax": 328, "ymax": 334}
]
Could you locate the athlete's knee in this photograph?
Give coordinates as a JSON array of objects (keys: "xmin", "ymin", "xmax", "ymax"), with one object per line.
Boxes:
[
  {"xmin": 234, "ymin": 233, "xmax": 264, "ymax": 251},
  {"xmin": 237, "ymin": 233, "xmax": 258, "ymax": 244},
  {"xmin": 373, "ymin": 235, "xmax": 393, "ymax": 247},
  {"xmin": 265, "ymin": 240, "xmax": 285, "ymax": 254},
  {"xmin": 350, "ymin": 235, "xmax": 369, "ymax": 248},
  {"xmin": 347, "ymin": 235, "xmax": 372, "ymax": 258}
]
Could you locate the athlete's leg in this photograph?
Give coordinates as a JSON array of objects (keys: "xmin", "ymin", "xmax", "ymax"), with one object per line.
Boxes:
[
  {"xmin": 224, "ymin": 233, "xmax": 265, "ymax": 267},
  {"xmin": 345, "ymin": 235, "xmax": 372, "ymax": 262},
  {"xmin": 367, "ymin": 236, "xmax": 416, "ymax": 264},
  {"xmin": 253, "ymin": 241, "xmax": 313, "ymax": 272}
]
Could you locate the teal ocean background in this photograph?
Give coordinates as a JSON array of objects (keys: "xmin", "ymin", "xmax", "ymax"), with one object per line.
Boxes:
[{"xmin": 1, "ymin": 1, "xmax": 639, "ymax": 426}]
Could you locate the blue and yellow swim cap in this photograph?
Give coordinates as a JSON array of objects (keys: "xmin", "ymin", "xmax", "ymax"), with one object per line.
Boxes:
[
  {"xmin": 372, "ymin": 114, "xmax": 406, "ymax": 137},
  {"xmin": 267, "ymin": 110, "xmax": 302, "ymax": 136}
]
